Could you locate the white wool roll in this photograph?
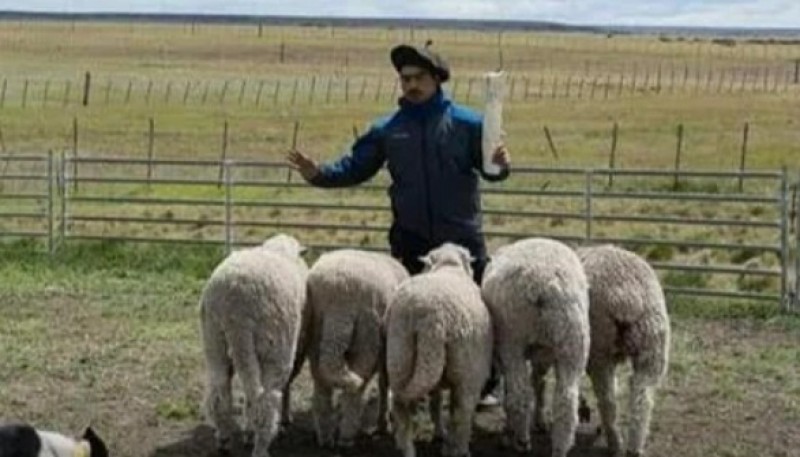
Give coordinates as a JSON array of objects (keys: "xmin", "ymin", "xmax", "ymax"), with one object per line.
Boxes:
[{"xmin": 482, "ymin": 70, "xmax": 506, "ymax": 176}]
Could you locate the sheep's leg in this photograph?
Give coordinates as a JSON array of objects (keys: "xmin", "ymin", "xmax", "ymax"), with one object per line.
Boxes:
[
  {"xmin": 443, "ymin": 385, "xmax": 478, "ymax": 457},
  {"xmin": 530, "ymin": 360, "xmax": 549, "ymax": 434},
  {"xmin": 247, "ymin": 388, "xmax": 281, "ymax": 457},
  {"xmin": 550, "ymin": 362, "xmax": 581, "ymax": 457},
  {"xmin": 627, "ymin": 348, "xmax": 666, "ymax": 457},
  {"xmin": 338, "ymin": 381, "xmax": 370, "ymax": 448},
  {"xmin": 377, "ymin": 360, "xmax": 390, "ymax": 434},
  {"xmin": 501, "ymin": 350, "xmax": 532, "ymax": 452},
  {"xmin": 229, "ymin": 333, "xmax": 280, "ymax": 457},
  {"xmin": 311, "ymin": 382, "xmax": 337, "ymax": 449},
  {"xmin": 392, "ymin": 399, "xmax": 418, "ymax": 457},
  {"xmin": 281, "ymin": 349, "xmax": 305, "ymax": 429},
  {"xmin": 430, "ymin": 389, "xmax": 446, "ymax": 442},
  {"xmin": 589, "ymin": 363, "xmax": 622, "ymax": 457},
  {"xmin": 201, "ymin": 319, "xmax": 238, "ymax": 452}
]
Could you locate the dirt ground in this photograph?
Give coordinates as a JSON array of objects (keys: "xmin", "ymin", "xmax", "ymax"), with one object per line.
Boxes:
[{"xmin": 2, "ymin": 282, "xmax": 798, "ymax": 457}]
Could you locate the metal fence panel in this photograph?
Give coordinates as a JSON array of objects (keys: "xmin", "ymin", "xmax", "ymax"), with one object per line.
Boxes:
[{"xmin": 0, "ymin": 153, "xmax": 795, "ymax": 308}]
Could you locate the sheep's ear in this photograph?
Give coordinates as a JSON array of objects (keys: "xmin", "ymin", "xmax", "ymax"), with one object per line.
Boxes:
[
  {"xmin": 298, "ymin": 243, "xmax": 308, "ymax": 255},
  {"xmin": 82, "ymin": 427, "xmax": 109, "ymax": 457}
]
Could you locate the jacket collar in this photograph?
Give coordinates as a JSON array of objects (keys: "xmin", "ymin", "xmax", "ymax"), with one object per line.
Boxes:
[{"xmin": 397, "ymin": 88, "xmax": 449, "ymax": 118}]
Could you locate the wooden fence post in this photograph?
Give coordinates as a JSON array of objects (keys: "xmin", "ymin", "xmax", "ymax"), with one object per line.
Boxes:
[
  {"xmin": 72, "ymin": 117, "xmax": 79, "ymax": 191},
  {"xmin": 82, "ymin": 71, "xmax": 91, "ymax": 106},
  {"xmin": 147, "ymin": 118, "xmax": 155, "ymax": 188},
  {"xmin": 218, "ymin": 120, "xmax": 229, "ymax": 188},
  {"xmin": 738, "ymin": 122, "xmax": 750, "ymax": 192},
  {"xmin": 608, "ymin": 122, "xmax": 618, "ymax": 188},
  {"xmin": 543, "ymin": 126, "xmax": 560, "ymax": 161},
  {"xmin": 673, "ymin": 123, "xmax": 684, "ymax": 190}
]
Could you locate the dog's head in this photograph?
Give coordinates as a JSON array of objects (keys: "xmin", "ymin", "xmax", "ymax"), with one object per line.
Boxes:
[{"xmin": 81, "ymin": 427, "xmax": 108, "ymax": 457}]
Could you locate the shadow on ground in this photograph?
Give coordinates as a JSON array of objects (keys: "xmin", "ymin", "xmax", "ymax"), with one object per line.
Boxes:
[{"xmin": 151, "ymin": 408, "xmax": 611, "ymax": 457}]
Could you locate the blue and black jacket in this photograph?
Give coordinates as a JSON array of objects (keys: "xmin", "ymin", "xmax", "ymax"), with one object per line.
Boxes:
[{"xmin": 310, "ymin": 89, "xmax": 510, "ymax": 276}]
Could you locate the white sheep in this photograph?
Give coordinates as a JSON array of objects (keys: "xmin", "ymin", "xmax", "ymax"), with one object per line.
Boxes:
[
  {"xmin": 576, "ymin": 244, "xmax": 670, "ymax": 457},
  {"xmin": 305, "ymin": 249, "xmax": 409, "ymax": 448},
  {"xmin": 386, "ymin": 243, "xmax": 493, "ymax": 457},
  {"xmin": 199, "ymin": 233, "xmax": 308, "ymax": 457},
  {"xmin": 481, "ymin": 237, "xmax": 590, "ymax": 457}
]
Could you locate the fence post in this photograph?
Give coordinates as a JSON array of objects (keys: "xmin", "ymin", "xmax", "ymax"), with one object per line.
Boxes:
[
  {"xmin": 106, "ymin": 79, "xmax": 113, "ymax": 104},
  {"xmin": 21, "ymin": 79, "xmax": 28, "ymax": 108},
  {"xmin": 794, "ymin": 59, "xmax": 799, "ymax": 84},
  {"xmin": 183, "ymin": 80, "xmax": 192, "ymax": 104},
  {"xmin": 72, "ymin": 117, "xmax": 79, "ymax": 192},
  {"xmin": 238, "ymin": 80, "xmax": 246, "ymax": 105},
  {"xmin": 255, "ymin": 80, "xmax": 265, "ymax": 107},
  {"xmin": 779, "ymin": 168, "xmax": 789, "ymax": 310},
  {"xmin": 673, "ymin": 123, "xmax": 684, "ymax": 190},
  {"xmin": 147, "ymin": 118, "xmax": 155, "ymax": 188},
  {"xmin": 793, "ymin": 174, "xmax": 799, "ymax": 311},
  {"xmin": 585, "ymin": 170, "xmax": 593, "ymax": 242},
  {"xmin": 287, "ymin": 120, "xmax": 299, "ymax": 183},
  {"xmin": 309, "ymin": 76, "xmax": 316, "ymax": 104},
  {"xmin": 543, "ymin": 126, "xmax": 560, "ymax": 161},
  {"xmin": 218, "ymin": 120, "xmax": 228, "ymax": 188},
  {"xmin": 164, "ymin": 81, "xmax": 172, "ymax": 104},
  {"xmin": 738, "ymin": 122, "xmax": 749, "ymax": 192},
  {"xmin": 59, "ymin": 149, "xmax": 68, "ymax": 246},
  {"xmin": 608, "ymin": 122, "xmax": 618, "ymax": 188},
  {"xmin": 82, "ymin": 71, "xmax": 91, "ymax": 106},
  {"xmin": 47, "ymin": 150, "xmax": 55, "ymax": 256},
  {"xmin": 125, "ymin": 80, "xmax": 132, "ymax": 104},
  {"xmin": 43, "ymin": 80, "xmax": 50, "ymax": 107},
  {"xmin": 224, "ymin": 160, "xmax": 233, "ymax": 255},
  {"xmin": 0, "ymin": 78, "xmax": 6, "ymax": 108}
]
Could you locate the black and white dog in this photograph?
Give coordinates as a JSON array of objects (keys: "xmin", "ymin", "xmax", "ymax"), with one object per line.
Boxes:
[{"xmin": 0, "ymin": 424, "xmax": 108, "ymax": 457}]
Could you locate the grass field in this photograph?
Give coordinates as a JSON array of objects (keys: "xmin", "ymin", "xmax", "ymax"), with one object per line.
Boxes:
[{"xmin": 0, "ymin": 19, "xmax": 799, "ymax": 457}]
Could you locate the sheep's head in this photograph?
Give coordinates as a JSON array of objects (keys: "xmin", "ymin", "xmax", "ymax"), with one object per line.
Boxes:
[
  {"xmin": 261, "ymin": 233, "xmax": 307, "ymax": 258},
  {"xmin": 419, "ymin": 242, "xmax": 474, "ymax": 277}
]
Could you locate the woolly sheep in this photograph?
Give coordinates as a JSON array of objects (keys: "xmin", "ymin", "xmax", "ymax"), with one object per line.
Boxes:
[
  {"xmin": 481, "ymin": 237, "xmax": 590, "ymax": 457},
  {"xmin": 576, "ymin": 244, "xmax": 670, "ymax": 457},
  {"xmin": 386, "ymin": 243, "xmax": 493, "ymax": 457},
  {"xmin": 199, "ymin": 233, "xmax": 308, "ymax": 457},
  {"xmin": 305, "ymin": 249, "xmax": 409, "ymax": 448}
]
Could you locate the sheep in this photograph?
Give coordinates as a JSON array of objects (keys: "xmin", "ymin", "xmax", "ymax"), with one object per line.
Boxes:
[
  {"xmin": 481, "ymin": 237, "xmax": 590, "ymax": 457},
  {"xmin": 305, "ymin": 249, "xmax": 409, "ymax": 448},
  {"xmin": 386, "ymin": 243, "xmax": 492, "ymax": 457},
  {"xmin": 199, "ymin": 233, "xmax": 308, "ymax": 457},
  {"xmin": 576, "ymin": 244, "xmax": 670, "ymax": 457}
]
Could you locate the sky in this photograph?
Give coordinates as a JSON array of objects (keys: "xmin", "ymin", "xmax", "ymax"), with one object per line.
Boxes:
[{"xmin": 1, "ymin": 0, "xmax": 799, "ymax": 29}]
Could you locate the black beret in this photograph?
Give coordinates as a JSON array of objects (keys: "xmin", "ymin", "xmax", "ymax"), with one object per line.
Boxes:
[{"xmin": 390, "ymin": 42, "xmax": 450, "ymax": 83}]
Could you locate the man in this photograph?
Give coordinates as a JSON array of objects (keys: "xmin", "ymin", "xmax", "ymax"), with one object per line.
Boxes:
[
  {"xmin": 288, "ymin": 42, "xmax": 509, "ymax": 408},
  {"xmin": 287, "ymin": 42, "xmax": 511, "ymax": 284}
]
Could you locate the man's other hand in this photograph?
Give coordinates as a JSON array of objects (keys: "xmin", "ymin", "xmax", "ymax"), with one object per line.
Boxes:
[
  {"xmin": 287, "ymin": 149, "xmax": 321, "ymax": 182},
  {"xmin": 492, "ymin": 144, "xmax": 510, "ymax": 169}
]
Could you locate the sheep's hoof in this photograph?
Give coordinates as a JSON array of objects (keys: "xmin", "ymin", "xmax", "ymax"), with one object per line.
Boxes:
[
  {"xmin": 532, "ymin": 418, "xmax": 550, "ymax": 434},
  {"xmin": 215, "ymin": 438, "xmax": 232, "ymax": 456},
  {"xmin": 501, "ymin": 433, "xmax": 530, "ymax": 453},
  {"xmin": 625, "ymin": 451, "xmax": 643, "ymax": 457},
  {"xmin": 337, "ymin": 436, "xmax": 356, "ymax": 450}
]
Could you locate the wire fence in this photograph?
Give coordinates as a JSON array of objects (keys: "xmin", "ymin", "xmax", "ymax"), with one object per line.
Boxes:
[
  {"xmin": 0, "ymin": 152, "xmax": 797, "ymax": 311},
  {"xmin": 1, "ymin": 62, "xmax": 799, "ymax": 110}
]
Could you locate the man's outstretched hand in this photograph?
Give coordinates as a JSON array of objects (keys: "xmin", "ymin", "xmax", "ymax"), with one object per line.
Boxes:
[{"xmin": 286, "ymin": 149, "xmax": 321, "ymax": 182}]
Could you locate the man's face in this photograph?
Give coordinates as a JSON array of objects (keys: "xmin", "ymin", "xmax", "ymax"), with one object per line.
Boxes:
[{"xmin": 399, "ymin": 65, "xmax": 439, "ymax": 104}]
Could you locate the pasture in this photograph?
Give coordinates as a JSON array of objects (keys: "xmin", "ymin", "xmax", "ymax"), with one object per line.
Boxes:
[{"xmin": 0, "ymin": 18, "xmax": 799, "ymax": 457}]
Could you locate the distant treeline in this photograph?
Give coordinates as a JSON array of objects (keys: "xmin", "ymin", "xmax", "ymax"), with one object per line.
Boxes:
[{"xmin": 0, "ymin": 11, "xmax": 600, "ymax": 33}]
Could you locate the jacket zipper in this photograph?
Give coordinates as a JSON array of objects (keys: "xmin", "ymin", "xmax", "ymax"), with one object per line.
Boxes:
[{"xmin": 420, "ymin": 118, "xmax": 434, "ymax": 241}]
